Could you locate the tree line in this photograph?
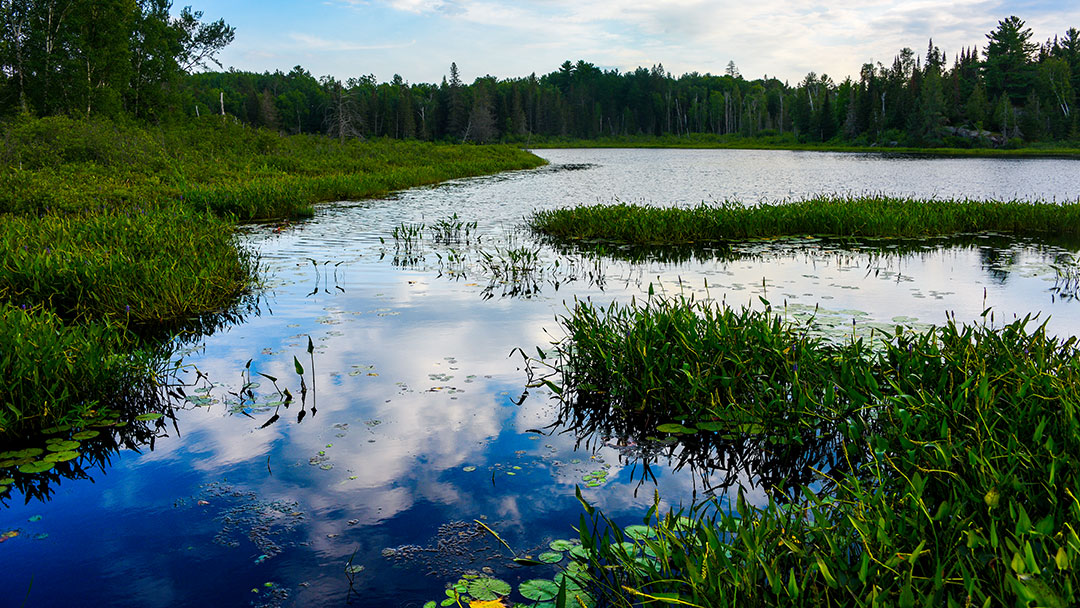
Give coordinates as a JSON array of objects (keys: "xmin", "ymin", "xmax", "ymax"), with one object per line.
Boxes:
[{"xmin": 2, "ymin": 8, "xmax": 1077, "ymax": 147}]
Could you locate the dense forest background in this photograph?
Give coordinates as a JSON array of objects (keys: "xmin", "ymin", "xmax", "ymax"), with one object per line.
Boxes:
[{"xmin": 1, "ymin": 1, "xmax": 1078, "ymax": 147}]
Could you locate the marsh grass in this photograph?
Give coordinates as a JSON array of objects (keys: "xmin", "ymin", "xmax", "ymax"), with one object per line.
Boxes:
[
  {"xmin": 0, "ymin": 115, "xmax": 546, "ymax": 219},
  {"xmin": 0, "ymin": 206, "xmax": 255, "ymax": 328},
  {"xmin": 530, "ymin": 197, "xmax": 1080, "ymax": 245},
  {"xmin": 536, "ymin": 296, "xmax": 1080, "ymax": 607},
  {"xmin": 0, "ymin": 304, "xmax": 158, "ymax": 435}
]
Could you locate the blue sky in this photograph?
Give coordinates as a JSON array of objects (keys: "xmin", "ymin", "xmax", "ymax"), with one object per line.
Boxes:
[{"xmin": 191, "ymin": 1, "xmax": 1080, "ymax": 85}]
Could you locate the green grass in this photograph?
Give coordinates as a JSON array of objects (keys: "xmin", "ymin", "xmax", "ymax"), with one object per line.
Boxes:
[
  {"xmin": 1, "ymin": 115, "xmax": 546, "ymax": 219},
  {"xmin": 0, "ymin": 304, "xmax": 158, "ymax": 435},
  {"xmin": 525, "ymin": 133, "xmax": 1080, "ymax": 158},
  {"xmin": 533, "ymin": 296, "xmax": 1080, "ymax": 607},
  {"xmin": 530, "ymin": 197, "xmax": 1080, "ymax": 245}
]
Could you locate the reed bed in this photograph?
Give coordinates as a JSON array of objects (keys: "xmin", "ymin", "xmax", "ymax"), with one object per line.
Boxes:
[
  {"xmin": 535, "ymin": 296, "xmax": 1080, "ymax": 607},
  {"xmin": 0, "ymin": 304, "xmax": 156, "ymax": 435},
  {"xmin": 530, "ymin": 197, "xmax": 1080, "ymax": 244},
  {"xmin": 0, "ymin": 206, "xmax": 255, "ymax": 328}
]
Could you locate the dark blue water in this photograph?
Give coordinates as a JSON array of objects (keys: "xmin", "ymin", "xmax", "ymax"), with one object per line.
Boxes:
[{"xmin": 2, "ymin": 149, "xmax": 1079, "ymax": 607}]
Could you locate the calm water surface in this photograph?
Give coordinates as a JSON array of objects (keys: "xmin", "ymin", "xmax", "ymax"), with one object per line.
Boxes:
[{"xmin": 2, "ymin": 149, "xmax": 1079, "ymax": 607}]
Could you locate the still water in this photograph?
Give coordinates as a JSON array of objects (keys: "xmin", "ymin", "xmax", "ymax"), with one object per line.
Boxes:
[{"xmin": 2, "ymin": 149, "xmax": 1078, "ymax": 607}]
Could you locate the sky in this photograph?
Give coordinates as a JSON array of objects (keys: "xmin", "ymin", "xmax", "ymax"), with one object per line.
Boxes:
[{"xmin": 190, "ymin": 0, "xmax": 1080, "ymax": 85}]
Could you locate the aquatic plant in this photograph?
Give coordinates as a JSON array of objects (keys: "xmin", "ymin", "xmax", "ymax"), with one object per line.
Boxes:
[
  {"xmin": 530, "ymin": 196, "xmax": 1080, "ymax": 244},
  {"xmin": 534, "ymin": 296, "xmax": 1080, "ymax": 606}
]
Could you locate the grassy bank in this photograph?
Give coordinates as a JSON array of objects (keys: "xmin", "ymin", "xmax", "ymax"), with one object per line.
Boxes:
[
  {"xmin": 530, "ymin": 197, "xmax": 1080, "ymax": 244},
  {"xmin": 533, "ymin": 296, "xmax": 1080, "ymax": 607},
  {"xmin": 0, "ymin": 116, "xmax": 546, "ymax": 437},
  {"xmin": 526, "ymin": 133, "xmax": 1080, "ymax": 158},
  {"xmin": 1, "ymin": 115, "xmax": 546, "ymax": 219}
]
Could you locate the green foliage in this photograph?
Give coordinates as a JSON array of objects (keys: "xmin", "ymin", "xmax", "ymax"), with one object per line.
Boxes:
[
  {"xmin": 544, "ymin": 297, "xmax": 1080, "ymax": 606},
  {"xmin": 0, "ymin": 304, "xmax": 154, "ymax": 434},
  {"xmin": 530, "ymin": 197, "xmax": 1080, "ymax": 244},
  {"xmin": 0, "ymin": 206, "xmax": 254, "ymax": 328}
]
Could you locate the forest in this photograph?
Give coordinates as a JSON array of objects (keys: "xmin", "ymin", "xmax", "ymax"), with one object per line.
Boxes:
[{"xmin": 1, "ymin": 2, "xmax": 1078, "ymax": 147}]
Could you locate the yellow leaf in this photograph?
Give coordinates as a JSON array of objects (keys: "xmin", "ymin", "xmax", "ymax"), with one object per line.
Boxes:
[{"xmin": 469, "ymin": 600, "xmax": 506, "ymax": 608}]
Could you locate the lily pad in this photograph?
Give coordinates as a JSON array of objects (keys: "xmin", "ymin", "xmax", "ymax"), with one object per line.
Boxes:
[
  {"xmin": 466, "ymin": 577, "xmax": 510, "ymax": 600},
  {"xmin": 518, "ymin": 579, "xmax": 559, "ymax": 602},
  {"xmin": 462, "ymin": 466, "xmax": 477, "ymax": 472},
  {"xmin": 345, "ymin": 565, "xmax": 365, "ymax": 575},
  {"xmin": 569, "ymin": 545, "xmax": 595, "ymax": 561},
  {"xmin": 624, "ymin": 525, "xmax": 657, "ymax": 540},
  {"xmin": 549, "ymin": 539, "xmax": 575, "ymax": 552},
  {"xmin": 71, "ymin": 430, "xmax": 100, "ymax": 440},
  {"xmin": 538, "ymin": 551, "xmax": 563, "ymax": 564},
  {"xmin": 43, "ymin": 451, "xmax": 79, "ymax": 463},
  {"xmin": 18, "ymin": 461, "xmax": 55, "ymax": 474},
  {"xmin": 656, "ymin": 423, "xmax": 697, "ymax": 435},
  {"xmin": 39, "ymin": 425, "xmax": 70, "ymax": 434},
  {"xmin": 694, "ymin": 421, "xmax": 727, "ymax": 432},
  {"xmin": 0, "ymin": 478, "xmax": 14, "ymax": 485},
  {"xmin": 135, "ymin": 413, "xmax": 164, "ymax": 421},
  {"xmin": 46, "ymin": 440, "xmax": 80, "ymax": 452}
]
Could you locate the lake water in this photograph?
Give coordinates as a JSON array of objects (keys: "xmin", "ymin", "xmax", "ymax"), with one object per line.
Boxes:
[{"xmin": 2, "ymin": 149, "xmax": 1079, "ymax": 607}]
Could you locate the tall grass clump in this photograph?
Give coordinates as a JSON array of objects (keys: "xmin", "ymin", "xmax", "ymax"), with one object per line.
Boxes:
[
  {"xmin": 0, "ymin": 304, "xmax": 157, "ymax": 435},
  {"xmin": 538, "ymin": 297, "xmax": 1080, "ymax": 607},
  {"xmin": 530, "ymin": 197, "xmax": 1080, "ymax": 244},
  {"xmin": 0, "ymin": 206, "xmax": 255, "ymax": 329}
]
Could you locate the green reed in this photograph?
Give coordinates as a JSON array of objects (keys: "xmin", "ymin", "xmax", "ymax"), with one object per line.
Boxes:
[
  {"xmin": 530, "ymin": 197, "xmax": 1080, "ymax": 244},
  {"xmin": 535, "ymin": 296, "xmax": 1080, "ymax": 607},
  {"xmin": 0, "ymin": 303, "xmax": 159, "ymax": 435},
  {"xmin": 0, "ymin": 206, "xmax": 255, "ymax": 329}
]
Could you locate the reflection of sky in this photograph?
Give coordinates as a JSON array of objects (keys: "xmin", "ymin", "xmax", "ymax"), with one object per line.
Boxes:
[{"xmin": 2, "ymin": 152, "xmax": 1079, "ymax": 606}]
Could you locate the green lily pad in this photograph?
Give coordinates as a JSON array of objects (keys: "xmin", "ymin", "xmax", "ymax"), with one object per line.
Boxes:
[
  {"xmin": 43, "ymin": 451, "xmax": 79, "ymax": 463},
  {"xmin": 467, "ymin": 577, "xmax": 511, "ymax": 600},
  {"xmin": 345, "ymin": 565, "xmax": 365, "ymax": 575},
  {"xmin": 46, "ymin": 440, "xmax": 80, "ymax": 452},
  {"xmin": 0, "ymin": 478, "xmax": 14, "ymax": 485},
  {"xmin": 135, "ymin": 413, "xmax": 163, "ymax": 421},
  {"xmin": 549, "ymin": 539, "xmax": 575, "ymax": 552},
  {"xmin": 462, "ymin": 466, "xmax": 477, "ymax": 472},
  {"xmin": 18, "ymin": 461, "xmax": 55, "ymax": 474},
  {"xmin": 28, "ymin": 515, "xmax": 42, "ymax": 522},
  {"xmin": 40, "ymin": 425, "xmax": 70, "ymax": 434},
  {"xmin": 519, "ymin": 579, "xmax": 559, "ymax": 602},
  {"xmin": 694, "ymin": 421, "xmax": 727, "ymax": 432},
  {"xmin": 0, "ymin": 448, "xmax": 43, "ymax": 460},
  {"xmin": 624, "ymin": 525, "xmax": 657, "ymax": 540},
  {"xmin": 656, "ymin": 423, "xmax": 697, "ymax": 434},
  {"xmin": 569, "ymin": 545, "xmax": 595, "ymax": 561},
  {"xmin": 538, "ymin": 551, "xmax": 563, "ymax": 564},
  {"xmin": 71, "ymin": 430, "xmax": 100, "ymax": 440}
]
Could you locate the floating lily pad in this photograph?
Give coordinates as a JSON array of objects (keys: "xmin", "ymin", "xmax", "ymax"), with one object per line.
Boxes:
[
  {"xmin": 135, "ymin": 413, "xmax": 163, "ymax": 421},
  {"xmin": 656, "ymin": 423, "xmax": 697, "ymax": 435},
  {"xmin": 345, "ymin": 565, "xmax": 365, "ymax": 575},
  {"xmin": 43, "ymin": 451, "xmax": 79, "ymax": 463},
  {"xmin": 569, "ymin": 545, "xmax": 595, "ymax": 561},
  {"xmin": 518, "ymin": 579, "xmax": 559, "ymax": 602},
  {"xmin": 0, "ymin": 478, "xmax": 14, "ymax": 485},
  {"xmin": 28, "ymin": 515, "xmax": 42, "ymax": 522},
  {"xmin": 71, "ymin": 430, "xmax": 100, "ymax": 440},
  {"xmin": 624, "ymin": 525, "xmax": 657, "ymax": 540},
  {"xmin": 40, "ymin": 425, "xmax": 70, "ymax": 434},
  {"xmin": 694, "ymin": 421, "xmax": 727, "ymax": 432},
  {"xmin": 467, "ymin": 577, "xmax": 510, "ymax": 600},
  {"xmin": 462, "ymin": 466, "xmax": 477, "ymax": 472},
  {"xmin": 537, "ymin": 551, "xmax": 563, "ymax": 564},
  {"xmin": 46, "ymin": 440, "xmax": 80, "ymax": 452},
  {"xmin": 0, "ymin": 448, "xmax": 43, "ymax": 460},
  {"xmin": 18, "ymin": 461, "xmax": 55, "ymax": 474},
  {"xmin": 549, "ymin": 539, "xmax": 575, "ymax": 552}
]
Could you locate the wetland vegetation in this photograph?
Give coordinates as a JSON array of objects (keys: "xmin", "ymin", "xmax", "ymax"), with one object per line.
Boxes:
[{"xmin": 528, "ymin": 295, "xmax": 1080, "ymax": 607}]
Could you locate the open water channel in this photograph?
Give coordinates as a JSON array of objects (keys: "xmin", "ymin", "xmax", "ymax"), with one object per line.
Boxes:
[{"xmin": 2, "ymin": 149, "xmax": 1079, "ymax": 607}]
